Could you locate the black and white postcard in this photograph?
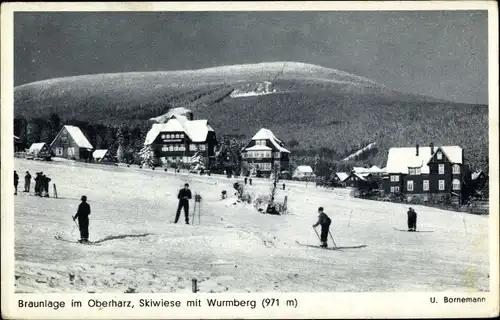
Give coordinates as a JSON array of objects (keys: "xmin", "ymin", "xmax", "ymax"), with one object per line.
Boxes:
[{"xmin": 1, "ymin": 1, "xmax": 498, "ymax": 319}]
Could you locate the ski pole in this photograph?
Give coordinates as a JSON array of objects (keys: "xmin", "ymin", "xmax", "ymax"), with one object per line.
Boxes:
[
  {"xmin": 329, "ymin": 231, "xmax": 338, "ymax": 248},
  {"xmin": 312, "ymin": 226, "xmax": 321, "ymax": 241}
]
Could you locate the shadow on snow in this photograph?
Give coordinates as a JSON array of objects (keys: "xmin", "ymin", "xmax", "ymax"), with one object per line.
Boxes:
[{"xmin": 93, "ymin": 233, "xmax": 153, "ymax": 244}]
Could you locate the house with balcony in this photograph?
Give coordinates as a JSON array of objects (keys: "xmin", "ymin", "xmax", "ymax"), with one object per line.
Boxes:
[
  {"xmin": 383, "ymin": 143, "xmax": 468, "ymax": 204},
  {"xmin": 241, "ymin": 128, "xmax": 290, "ymax": 177},
  {"xmin": 144, "ymin": 108, "xmax": 217, "ymax": 167}
]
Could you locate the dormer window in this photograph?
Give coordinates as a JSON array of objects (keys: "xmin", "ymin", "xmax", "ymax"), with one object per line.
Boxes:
[
  {"xmin": 408, "ymin": 167, "xmax": 421, "ymax": 175},
  {"xmin": 437, "ymin": 152, "xmax": 443, "ymax": 160}
]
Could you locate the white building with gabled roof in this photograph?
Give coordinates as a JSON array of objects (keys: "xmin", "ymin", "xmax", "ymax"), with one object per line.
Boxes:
[{"xmin": 241, "ymin": 128, "xmax": 290, "ymax": 177}]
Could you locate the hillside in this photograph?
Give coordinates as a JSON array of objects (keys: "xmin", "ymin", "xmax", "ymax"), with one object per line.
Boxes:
[
  {"xmin": 13, "ymin": 62, "xmax": 489, "ymax": 170},
  {"xmin": 14, "ymin": 158, "xmax": 489, "ymax": 293}
]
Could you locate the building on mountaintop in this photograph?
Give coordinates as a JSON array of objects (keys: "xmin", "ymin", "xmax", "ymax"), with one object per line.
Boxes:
[
  {"xmin": 50, "ymin": 125, "xmax": 94, "ymax": 161},
  {"xmin": 241, "ymin": 128, "xmax": 290, "ymax": 178},
  {"xmin": 383, "ymin": 143, "xmax": 470, "ymax": 204},
  {"xmin": 144, "ymin": 108, "xmax": 217, "ymax": 168}
]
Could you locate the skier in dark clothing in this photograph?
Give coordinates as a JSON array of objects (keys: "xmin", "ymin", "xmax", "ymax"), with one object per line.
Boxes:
[
  {"xmin": 14, "ymin": 171, "xmax": 19, "ymax": 195},
  {"xmin": 175, "ymin": 183, "xmax": 192, "ymax": 224},
  {"xmin": 42, "ymin": 174, "xmax": 51, "ymax": 197},
  {"xmin": 312, "ymin": 207, "xmax": 332, "ymax": 248},
  {"xmin": 407, "ymin": 207, "xmax": 417, "ymax": 231},
  {"xmin": 73, "ymin": 195, "xmax": 91, "ymax": 243},
  {"xmin": 34, "ymin": 172, "xmax": 42, "ymax": 196},
  {"xmin": 24, "ymin": 171, "xmax": 31, "ymax": 192}
]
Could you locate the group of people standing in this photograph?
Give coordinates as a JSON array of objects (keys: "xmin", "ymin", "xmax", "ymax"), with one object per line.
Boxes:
[{"xmin": 13, "ymin": 170, "xmax": 51, "ymax": 197}]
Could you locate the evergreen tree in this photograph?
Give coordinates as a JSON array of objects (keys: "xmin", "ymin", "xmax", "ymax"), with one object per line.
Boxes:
[
  {"xmin": 48, "ymin": 113, "xmax": 61, "ymax": 141},
  {"xmin": 39, "ymin": 122, "xmax": 52, "ymax": 143},
  {"xmin": 116, "ymin": 125, "xmax": 125, "ymax": 163},
  {"xmin": 139, "ymin": 144, "xmax": 155, "ymax": 168}
]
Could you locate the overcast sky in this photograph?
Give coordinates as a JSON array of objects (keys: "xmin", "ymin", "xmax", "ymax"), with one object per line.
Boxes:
[{"xmin": 15, "ymin": 11, "xmax": 488, "ymax": 104}]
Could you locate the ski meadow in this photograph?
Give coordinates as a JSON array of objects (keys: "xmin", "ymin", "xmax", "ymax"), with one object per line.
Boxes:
[{"xmin": 14, "ymin": 158, "xmax": 489, "ymax": 293}]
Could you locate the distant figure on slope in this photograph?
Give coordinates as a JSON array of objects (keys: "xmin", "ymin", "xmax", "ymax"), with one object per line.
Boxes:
[
  {"xmin": 73, "ymin": 195, "xmax": 91, "ymax": 243},
  {"xmin": 14, "ymin": 170, "xmax": 19, "ymax": 195},
  {"xmin": 175, "ymin": 183, "xmax": 192, "ymax": 224},
  {"xmin": 42, "ymin": 174, "xmax": 51, "ymax": 197},
  {"xmin": 407, "ymin": 207, "xmax": 417, "ymax": 231},
  {"xmin": 24, "ymin": 171, "xmax": 32, "ymax": 192},
  {"xmin": 34, "ymin": 172, "xmax": 42, "ymax": 196},
  {"xmin": 312, "ymin": 207, "xmax": 332, "ymax": 248}
]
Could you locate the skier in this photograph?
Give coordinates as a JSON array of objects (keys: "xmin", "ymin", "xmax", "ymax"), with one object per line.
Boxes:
[
  {"xmin": 14, "ymin": 170, "xmax": 19, "ymax": 195},
  {"xmin": 45, "ymin": 174, "xmax": 51, "ymax": 197},
  {"xmin": 244, "ymin": 177, "xmax": 248, "ymax": 185},
  {"xmin": 175, "ymin": 183, "xmax": 192, "ymax": 224},
  {"xmin": 24, "ymin": 171, "xmax": 31, "ymax": 192},
  {"xmin": 34, "ymin": 172, "xmax": 43, "ymax": 196},
  {"xmin": 282, "ymin": 182, "xmax": 286, "ymax": 190},
  {"xmin": 73, "ymin": 195, "xmax": 91, "ymax": 243},
  {"xmin": 312, "ymin": 207, "xmax": 332, "ymax": 248},
  {"xmin": 407, "ymin": 207, "xmax": 417, "ymax": 231}
]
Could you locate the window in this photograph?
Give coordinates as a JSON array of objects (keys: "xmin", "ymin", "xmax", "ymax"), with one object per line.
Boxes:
[
  {"xmin": 179, "ymin": 145, "xmax": 186, "ymax": 151},
  {"xmin": 452, "ymin": 164, "xmax": 460, "ymax": 174},
  {"xmin": 437, "ymin": 152, "xmax": 442, "ymax": 160},
  {"xmin": 175, "ymin": 134, "xmax": 180, "ymax": 139},
  {"xmin": 190, "ymin": 144, "xmax": 197, "ymax": 151},
  {"xmin": 274, "ymin": 152, "xmax": 281, "ymax": 158},
  {"xmin": 407, "ymin": 180, "xmax": 414, "ymax": 191},
  {"xmin": 199, "ymin": 144, "xmax": 206, "ymax": 151},
  {"xmin": 438, "ymin": 164, "xmax": 445, "ymax": 174},
  {"xmin": 439, "ymin": 180, "xmax": 445, "ymax": 191},
  {"xmin": 409, "ymin": 167, "xmax": 421, "ymax": 175},
  {"xmin": 168, "ymin": 145, "xmax": 174, "ymax": 151},
  {"xmin": 68, "ymin": 147, "xmax": 75, "ymax": 156},
  {"xmin": 174, "ymin": 144, "xmax": 179, "ymax": 151},
  {"xmin": 56, "ymin": 147, "xmax": 63, "ymax": 156},
  {"xmin": 452, "ymin": 179, "xmax": 461, "ymax": 190},
  {"xmin": 161, "ymin": 134, "xmax": 166, "ymax": 139},
  {"xmin": 390, "ymin": 175, "xmax": 400, "ymax": 182},
  {"xmin": 180, "ymin": 133, "xmax": 184, "ymax": 138},
  {"xmin": 391, "ymin": 186, "xmax": 400, "ymax": 193},
  {"xmin": 166, "ymin": 134, "xmax": 171, "ymax": 139},
  {"xmin": 423, "ymin": 180, "xmax": 429, "ymax": 191},
  {"xmin": 162, "ymin": 145, "xmax": 168, "ymax": 152}
]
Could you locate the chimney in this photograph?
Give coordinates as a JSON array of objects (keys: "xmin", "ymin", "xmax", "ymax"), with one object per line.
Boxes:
[
  {"xmin": 415, "ymin": 144, "xmax": 419, "ymax": 156},
  {"xmin": 430, "ymin": 142, "xmax": 434, "ymax": 154}
]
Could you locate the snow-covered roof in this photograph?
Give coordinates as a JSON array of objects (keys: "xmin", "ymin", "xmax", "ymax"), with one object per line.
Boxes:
[
  {"xmin": 250, "ymin": 128, "xmax": 290, "ymax": 153},
  {"xmin": 244, "ymin": 145, "xmax": 272, "ymax": 151},
  {"xmin": 92, "ymin": 149, "xmax": 108, "ymax": 159},
  {"xmin": 353, "ymin": 165, "xmax": 385, "ymax": 174},
  {"xmin": 471, "ymin": 171, "xmax": 484, "ymax": 180},
  {"xmin": 150, "ymin": 107, "xmax": 193, "ymax": 123},
  {"xmin": 295, "ymin": 165, "xmax": 314, "ymax": 173},
  {"xmin": 56, "ymin": 125, "xmax": 93, "ymax": 149},
  {"xmin": 144, "ymin": 116, "xmax": 214, "ymax": 145},
  {"xmin": 335, "ymin": 172, "xmax": 349, "ymax": 181},
  {"xmin": 385, "ymin": 146, "xmax": 463, "ymax": 174},
  {"xmin": 28, "ymin": 143, "xmax": 47, "ymax": 153}
]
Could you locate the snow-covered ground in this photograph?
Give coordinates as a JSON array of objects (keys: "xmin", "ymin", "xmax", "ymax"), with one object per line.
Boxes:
[{"xmin": 13, "ymin": 159, "xmax": 489, "ymax": 293}]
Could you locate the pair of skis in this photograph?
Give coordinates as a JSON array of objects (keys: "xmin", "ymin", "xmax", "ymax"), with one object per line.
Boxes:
[{"xmin": 54, "ymin": 234, "xmax": 101, "ymax": 246}]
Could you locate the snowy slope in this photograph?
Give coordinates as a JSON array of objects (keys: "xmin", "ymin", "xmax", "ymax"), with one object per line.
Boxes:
[{"xmin": 13, "ymin": 159, "xmax": 489, "ymax": 293}]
